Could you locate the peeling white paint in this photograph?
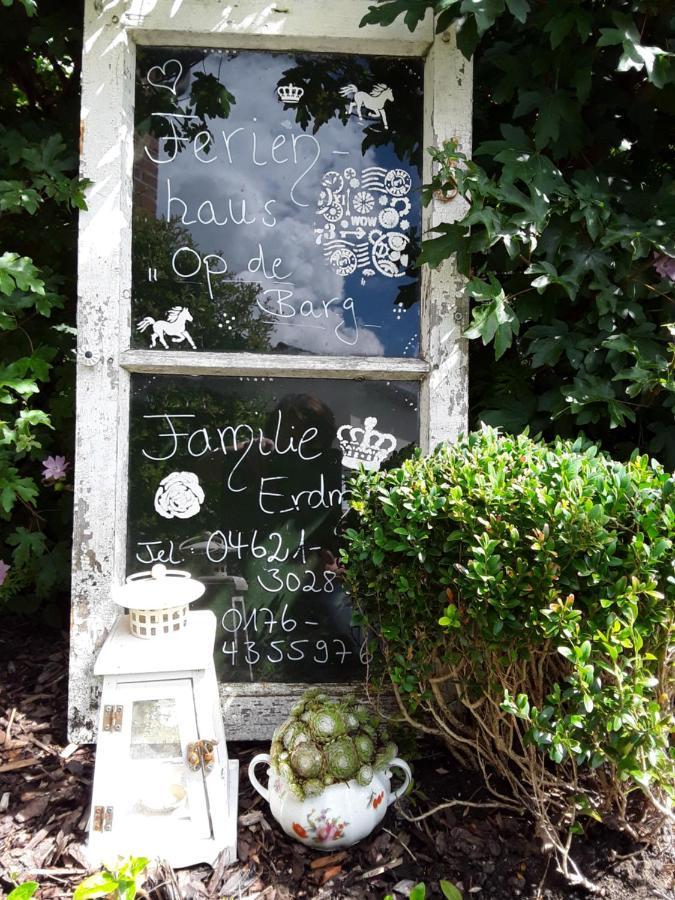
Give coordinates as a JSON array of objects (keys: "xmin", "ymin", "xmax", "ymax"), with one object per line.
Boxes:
[{"xmin": 70, "ymin": 0, "xmax": 471, "ymax": 742}]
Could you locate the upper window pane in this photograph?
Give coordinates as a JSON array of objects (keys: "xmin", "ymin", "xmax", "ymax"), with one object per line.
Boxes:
[{"xmin": 132, "ymin": 48, "xmax": 423, "ymax": 357}]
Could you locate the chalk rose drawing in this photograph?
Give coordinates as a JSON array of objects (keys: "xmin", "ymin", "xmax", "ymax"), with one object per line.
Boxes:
[
  {"xmin": 154, "ymin": 472, "xmax": 204, "ymax": 520},
  {"xmin": 314, "ymin": 166, "xmax": 412, "ymax": 280},
  {"xmin": 137, "ymin": 307, "xmax": 196, "ymax": 350},
  {"xmin": 339, "ymin": 83, "xmax": 394, "ymax": 130}
]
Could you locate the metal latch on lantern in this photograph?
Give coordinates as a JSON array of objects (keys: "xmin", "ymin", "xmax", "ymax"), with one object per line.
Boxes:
[
  {"xmin": 92, "ymin": 805, "xmax": 114, "ymax": 832},
  {"xmin": 101, "ymin": 704, "xmax": 123, "ymax": 732},
  {"xmin": 186, "ymin": 739, "xmax": 218, "ymax": 772}
]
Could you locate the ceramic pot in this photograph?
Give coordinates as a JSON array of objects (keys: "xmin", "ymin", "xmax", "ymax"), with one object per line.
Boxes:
[{"xmin": 248, "ymin": 753, "xmax": 412, "ymax": 849}]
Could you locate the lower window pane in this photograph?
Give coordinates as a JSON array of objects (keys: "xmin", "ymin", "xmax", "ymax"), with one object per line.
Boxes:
[{"xmin": 127, "ymin": 374, "xmax": 419, "ymax": 683}]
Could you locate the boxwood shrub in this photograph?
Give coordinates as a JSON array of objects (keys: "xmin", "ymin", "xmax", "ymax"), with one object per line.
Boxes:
[{"xmin": 342, "ymin": 427, "xmax": 674, "ymax": 888}]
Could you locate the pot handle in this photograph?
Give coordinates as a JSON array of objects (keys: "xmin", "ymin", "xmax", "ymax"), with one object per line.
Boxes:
[
  {"xmin": 248, "ymin": 753, "xmax": 272, "ymax": 803},
  {"xmin": 387, "ymin": 758, "xmax": 412, "ymax": 807}
]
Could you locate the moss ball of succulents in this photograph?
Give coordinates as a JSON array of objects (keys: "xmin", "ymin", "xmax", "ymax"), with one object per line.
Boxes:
[
  {"xmin": 270, "ymin": 689, "xmax": 398, "ymax": 801},
  {"xmin": 304, "ymin": 778, "xmax": 325, "ymax": 797},
  {"xmin": 290, "ymin": 743, "xmax": 324, "ymax": 779},
  {"xmin": 354, "ymin": 733, "xmax": 375, "ymax": 763},
  {"xmin": 309, "ymin": 707, "xmax": 346, "ymax": 741},
  {"xmin": 325, "ymin": 736, "xmax": 359, "ymax": 780}
]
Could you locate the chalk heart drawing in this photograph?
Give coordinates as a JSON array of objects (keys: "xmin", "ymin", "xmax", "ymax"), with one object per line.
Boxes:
[
  {"xmin": 338, "ymin": 417, "xmax": 397, "ymax": 471},
  {"xmin": 137, "ymin": 307, "xmax": 196, "ymax": 350},
  {"xmin": 340, "ymin": 83, "xmax": 394, "ymax": 130},
  {"xmin": 154, "ymin": 471, "xmax": 204, "ymax": 520},
  {"xmin": 146, "ymin": 59, "xmax": 183, "ymax": 95},
  {"xmin": 314, "ymin": 166, "xmax": 412, "ymax": 279}
]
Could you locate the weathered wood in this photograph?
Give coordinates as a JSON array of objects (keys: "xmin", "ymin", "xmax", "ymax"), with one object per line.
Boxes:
[
  {"xmin": 119, "ymin": 0, "xmax": 434, "ymax": 56},
  {"xmin": 71, "ymin": 0, "xmax": 471, "ymax": 743},
  {"xmin": 219, "ymin": 682, "xmax": 389, "ymax": 740},
  {"xmin": 121, "ymin": 350, "xmax": 429, "ymax": 380},
  {"xmin": 69, "ymin": 1, "xmax": 135, "ymax": 743},
  {"xmin": 419, "ymin": 29, "xmax": 472, "ymax": 453}
]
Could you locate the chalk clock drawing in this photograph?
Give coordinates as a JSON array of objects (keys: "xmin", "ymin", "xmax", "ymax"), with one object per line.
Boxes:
[
  {"xmin": 340, "ymin": 84, "xmax": 394, "ymax": 130},
  {"xmin": 146, "ymin": 59, "xmax": 183, "ymax": 95},
  {"xmin": 338, "ymin": 417, "xmax": 397, "ymax": 471},
  {"xmin": 314, "ymin": 167, "xmax": 412, "ymax": 279},
  {"xmin": 137, "ymin": 307, "xmax": 196, "ymax": 349},
  {"xmin": 154, "ymin": 471, "xmax": 204, "ymax": 519}
]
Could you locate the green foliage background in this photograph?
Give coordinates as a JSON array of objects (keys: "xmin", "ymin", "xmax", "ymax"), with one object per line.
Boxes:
[
  {"xmin": 366, "ymin": 0, "xmax": 675, "ymax": 463},
  {"xmin": 1, "ymin": 0, "xmax": 674, "ymax": 615},
  {"xmin": 0, "ymin": 0, "xmax": 84, "ymax": 619}
]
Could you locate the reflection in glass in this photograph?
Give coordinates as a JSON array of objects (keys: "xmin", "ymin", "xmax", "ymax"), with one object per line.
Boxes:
[
  {"xmin": 130, "ymin": 699, "xmax": 182, "ymax": 760},
  {"xmin": 126, "ymin": 375, "xmax": 419, "ymax": 684},
  {"xmin": 132, "ymin": 49, "xmax": 423, "ymax": 357}
]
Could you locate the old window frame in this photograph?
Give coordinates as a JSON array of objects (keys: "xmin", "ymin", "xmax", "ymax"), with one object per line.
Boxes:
[{"xmin": 70, "ymin": 0, "xmax": 472, "ymax": 741}]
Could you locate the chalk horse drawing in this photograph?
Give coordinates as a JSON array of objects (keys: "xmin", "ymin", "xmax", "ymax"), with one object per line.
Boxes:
[
  {"xmin": 314, "ymin": 166, "xmax": 412, "ymax": 280},
  {"xmin": 340, "ymin": 83, "xmax": 394, "ymax": 130},
  {"xmin": 137, "ymin": 307, "xmax": 196, "ymax": 349}
]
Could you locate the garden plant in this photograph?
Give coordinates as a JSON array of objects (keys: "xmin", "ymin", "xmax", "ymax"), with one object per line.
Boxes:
[
  {"xmin": 342, "ymin": 427, "xmax": 675, "ymax": 890},
  {"xmin": 271, "ymin": 689, "xmax": 399, "ymax": 800}
]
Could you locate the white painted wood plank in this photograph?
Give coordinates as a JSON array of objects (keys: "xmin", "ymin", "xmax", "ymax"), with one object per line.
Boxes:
[
  {"xmin": 219, "ymin": 682, "xmax": 392, "ymax": 740},
  {"xmin": 120, "ymin": 350, "xmax": 429, "ymax": 379},
  {"xmin": 116, "ymin": 0, "xmax": 434, "ymax": 56},
  {"xmin": 72, "ymin": 0, "xmax": 469, "ymax": 744},
  {"xmin": 69, "ymin": 4, "xmax": 136, "ymax": 743},
  {"xmin": 419, "ymin": 28, "xmax": 472, "ymax": 452}
]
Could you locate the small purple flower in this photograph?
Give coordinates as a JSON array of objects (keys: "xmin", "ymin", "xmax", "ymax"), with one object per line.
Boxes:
[
  {"xmin": 653, "ymin": 253, "xmax": 675, "ymax": 282},
  {"xmin": 0, "ymin": 560, "xmax": 10, "ymax": 586},
  {"xmin": 42, "ymin": 455, "xmax": 69, "ymax": 482}
]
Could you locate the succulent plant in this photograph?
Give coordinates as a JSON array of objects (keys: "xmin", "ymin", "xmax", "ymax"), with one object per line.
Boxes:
[{"xmin": 270, "ymin": 689, "xmax": 397, "ymax": 801}]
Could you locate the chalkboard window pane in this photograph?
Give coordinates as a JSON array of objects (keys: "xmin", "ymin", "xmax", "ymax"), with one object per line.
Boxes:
[
  {"xmin": 132, "ymin": 48, "xmax": 423, "ymax": 358},
  {"xmin": 127, "ymin": 374, "xmax": 419, "ymax": 683}
]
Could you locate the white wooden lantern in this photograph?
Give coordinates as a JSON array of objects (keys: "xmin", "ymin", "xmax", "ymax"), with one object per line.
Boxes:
[
  {"xmin": 114, "ymin": 563, "xmax": 204, "ymax": 638},
  {"xmin": 87, "ymin": 599, "xmax": 238, "ymax": 867}
]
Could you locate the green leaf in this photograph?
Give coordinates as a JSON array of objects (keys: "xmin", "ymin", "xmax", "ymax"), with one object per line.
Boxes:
[
  {"xmin": 7, "ymin": 884, "xmax": 39, "ymax": 900},
  {"xmin": 72, "ymin": 872, "xmax": 120, "ymax": 900},
  {"xmin": 7, "ymin": 527, "xmax": 47, "ymax": 566},
  {"xmin": 0, "ymin": 253, "xmax": 45, "ymax": 296},
  {"xmin": 456, "ymin": 14, "xmax": 480, "ymax": 58},
  {"xmin": 440, "ymin": 881, "xmax": 464, "ymax": 900},
  {"xmin": 505, "ymin": 0, "xmax": 528, "ymax": 24},
  {"xmin": 409, "ymin": 885, "xmax": 427, "ymax": 900}
]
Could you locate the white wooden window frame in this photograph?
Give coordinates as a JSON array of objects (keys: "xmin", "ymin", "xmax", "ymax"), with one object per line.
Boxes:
[{"xmin": 70, "ymin": 0, "xmax": 472, "ymax": 742}]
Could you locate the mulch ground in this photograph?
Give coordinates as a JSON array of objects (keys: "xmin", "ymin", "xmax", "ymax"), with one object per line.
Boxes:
[{"xmin": 0, "ymin": 619, "xmax": 673, "ymax": 900}]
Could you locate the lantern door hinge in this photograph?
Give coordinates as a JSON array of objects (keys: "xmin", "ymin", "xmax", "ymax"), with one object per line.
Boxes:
[
  {"xmin": 102, "ymin": 704, "xmax": 123, "ymax": 732},
  {"xmin": 92, "ymin": 805, "xmax": 114, "ymax": 832}
]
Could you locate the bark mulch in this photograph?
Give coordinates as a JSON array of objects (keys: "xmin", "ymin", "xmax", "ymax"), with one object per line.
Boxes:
[{"xmin": 0, "ymin": 619, "xmax": 673, "ymax": 900}]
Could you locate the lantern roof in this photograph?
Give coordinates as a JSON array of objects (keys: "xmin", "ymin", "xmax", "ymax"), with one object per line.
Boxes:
[{"xmin": 113, "ymin": 563, "xmax": 205, "ymax": 611}]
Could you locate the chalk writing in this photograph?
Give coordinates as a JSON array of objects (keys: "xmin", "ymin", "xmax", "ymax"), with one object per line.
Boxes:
[
  {"xmin": 127, "ymin": 375, "xmax": 420, "ymax": 684},
  {"xmin": 132, "ymin": 48, "xmax": 423, "ymax": 357}
]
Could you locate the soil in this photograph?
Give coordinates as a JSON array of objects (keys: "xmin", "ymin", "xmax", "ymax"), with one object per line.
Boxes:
[{"xmin": 0, "ymin": 619, "xmax": 672, "ymax": 900}]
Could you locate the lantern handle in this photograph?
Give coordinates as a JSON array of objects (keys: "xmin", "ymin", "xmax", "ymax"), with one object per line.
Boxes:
[
  {"xmin": 126, "ymin": 563, "xmax": 191, "ymax": 582},
  {"xmin": 248, "ymin": 753, "xmax": 271, "ymax": 802}
]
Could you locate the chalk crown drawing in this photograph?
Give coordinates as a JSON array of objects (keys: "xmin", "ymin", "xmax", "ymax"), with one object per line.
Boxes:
[
  {"xmin": 137, "ymin": 306, "xmax": 196, "ymax": 350},
  {"xmin": 340, "ymin": 83, "xmax": 394, "ymax": 130},
  {"xmin": 338, "ymin": 417, "xmax": 396, "ymax": 471},
  {"xmin": 277, "ymin": 84, "xmax": 304, "ymax": 104}
]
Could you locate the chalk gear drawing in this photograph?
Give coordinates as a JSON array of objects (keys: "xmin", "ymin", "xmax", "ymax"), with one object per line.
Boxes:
[
  {"xmin": 339, "ymin": 83, "xmax": 394, "ymax": 130},
  {"xmin": 154, "ymin": 471, "xmax": 204, "ymax": 519},
  {"xmin": 137, "ymin": 306, "xmax": 197, "ymax": 349},
  {"xmin": 314, "ymin": 167, "xmax": 412, "ymax": 280}
]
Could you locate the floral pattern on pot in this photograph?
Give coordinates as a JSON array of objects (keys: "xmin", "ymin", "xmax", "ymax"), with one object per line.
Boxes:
[
  {"xmin": 368, "ymin": 789, "xmax": 385, "ymax": 810},
  {"xmin": 294, "ymin": 808, "xmax": 348, "ymax": 845}
]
